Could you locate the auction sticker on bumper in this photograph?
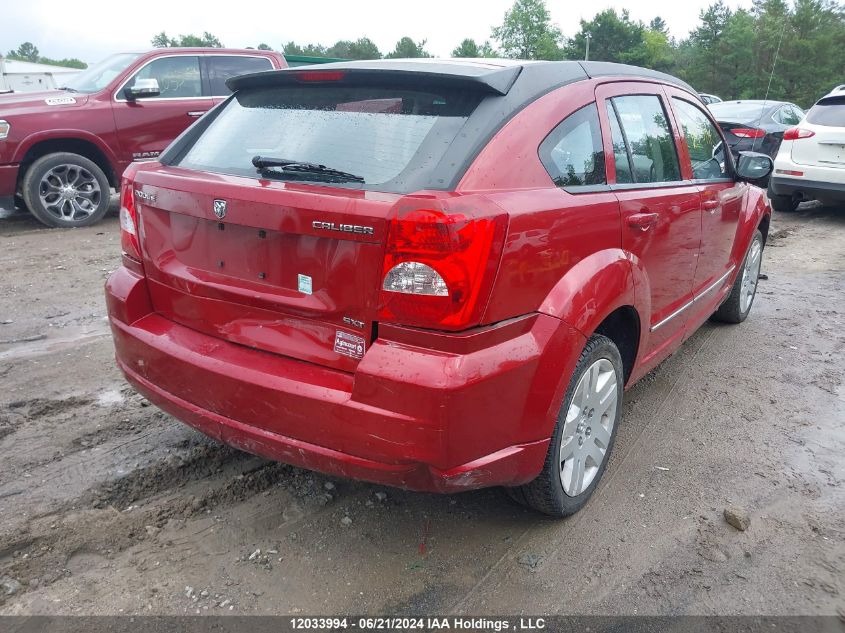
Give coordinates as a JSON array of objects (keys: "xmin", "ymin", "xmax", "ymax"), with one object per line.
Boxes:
[{"xmin": 334, "ymin": 330, "xmax": 366, "ymax": 359}]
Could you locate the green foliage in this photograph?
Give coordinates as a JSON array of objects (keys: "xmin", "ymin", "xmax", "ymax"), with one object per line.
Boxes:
[
  {"xmin": 151, "ymin": 32, "xmax": 223, "ymax": 47},
  {"xmin": 283, "ymin": 41, "xmax": 328, "ymax": 57},
  {"xmin": 489, "ymin": 0, "xmax": 843, "ymax": 106},
  {"xmin": 564, "ymin": 9, "xmax": 648, "ymax": 64},
  {"xmin": 7, "ymin": 42, "xmax": 39, "ymax": 62},
  {"xmin": 6, "ymin": 42, "xmax": 87, "ymax": 69},
  {"xmin": 10, "ymin": 0, "xmax": 843, "ymax": 108},
  {"xmin": 385, "ymin": 37, "xmax": 431, "ymax": 59},
  {"xmin": 256, "ymin": 43, "xmax": 272, "ymax": 51},
  {"xmin": 327, "ymin": 38, "xmax": 382, "ymax": 59},
  {"xmin": 283, "ymin": 38, "xmax": 381, "ymax": 59},
  {"xmin": 677, "ymin": 0, "xmax": 845, "ymax": 107},
  {"xmin": 451, "ymin": 38, "xmax": 497, "ymax": 58},
  {"xmin": 491, "ymin": 0, "xmax": 563, "ymax": 59}
]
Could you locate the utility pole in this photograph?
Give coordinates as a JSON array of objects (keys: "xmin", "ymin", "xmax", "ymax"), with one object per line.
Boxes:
[{"xmin": 585, "ymin": 32, "xmax": 592, "ymax": 61}]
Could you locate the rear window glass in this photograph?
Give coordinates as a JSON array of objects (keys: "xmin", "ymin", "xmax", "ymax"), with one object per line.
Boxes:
[
  {"xmin": 708, "ymin": 102, "xmax": 772, "ymax": 123},
  {"xmin": 177, "ymin": 85, "xmax": 481, "ymax": 191},
  {"xmin": 806, "ymin": 97, "xmax": 845, "ymax": 127},
  {"xmin": 538, "ymin": 103, "xmax": 606, "ymax": 189},
  {"xmin": 207, "ymin": 56, "xmax": 273, "ymax": 96}
]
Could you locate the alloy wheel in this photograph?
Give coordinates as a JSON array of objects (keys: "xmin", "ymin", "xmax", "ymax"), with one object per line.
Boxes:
[
  {"xmin": 38, "ymin": 164, "xmax": 102, "ymax": 223},
  {"xmin": 559, "ymin": 358, "xmax": 618, "ymax": 497},
  {"xmin": 740, "ymin": 236, "xmax": 763, "ymax": 313}
]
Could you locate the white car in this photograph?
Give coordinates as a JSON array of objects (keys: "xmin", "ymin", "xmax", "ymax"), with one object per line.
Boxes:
[{"xmin": 769, "ymin": 88, "xmax": 845, "ymax": 211}]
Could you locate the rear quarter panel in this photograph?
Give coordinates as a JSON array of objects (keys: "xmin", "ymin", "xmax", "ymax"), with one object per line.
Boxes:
[{"xmin": 457, "ymin": 79, "xmax": 631, "ymax": 336}]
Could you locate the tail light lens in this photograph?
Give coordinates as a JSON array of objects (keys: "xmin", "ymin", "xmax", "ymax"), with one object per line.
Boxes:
[
  {"xmin": 783, "ymin": 127, "xmax": 815, "ymax": 141},
  {"xmin": 295, "ymin": 70, "xmax": 346, "ymax": 82},
  {"xmin": 378, "ymin": 197, "xmax": 507, "ymax": 331},
  {"xmin": 730, "ymin": 128, "xmax": 766, "ymax": 139},
  {"xmin": 119, "ymin": 177, "xmax": 142, "ymax": 262}
]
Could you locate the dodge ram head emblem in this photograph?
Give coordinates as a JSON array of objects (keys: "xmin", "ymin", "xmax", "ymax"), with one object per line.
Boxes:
[{"xmin": 213, "ymin": 199, "xmax": 227, "ymax": 219}]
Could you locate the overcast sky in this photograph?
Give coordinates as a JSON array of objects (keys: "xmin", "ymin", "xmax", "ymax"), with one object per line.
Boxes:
[{"xmin": 5, "ymin": 0, "xmax": 753, "ymax": 64}]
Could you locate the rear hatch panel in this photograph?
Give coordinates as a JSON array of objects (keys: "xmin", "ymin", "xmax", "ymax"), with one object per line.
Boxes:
[
  {"xmin": 135, "ymin": 167, "xmax": 395, "ymax": 372},
  {"xmin": 791, "ymin": 126, "xmax": 845, "ymax": 168}
]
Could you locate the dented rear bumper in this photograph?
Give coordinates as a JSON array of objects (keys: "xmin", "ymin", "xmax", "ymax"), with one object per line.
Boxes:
[{"xmin": 106, "ymin": 266, "xmax": 583, "ymax": 492}]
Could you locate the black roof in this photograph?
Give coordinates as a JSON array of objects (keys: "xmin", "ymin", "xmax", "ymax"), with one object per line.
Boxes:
[
  {"xmin": 166, "ymin": 59, "xmax": 699, "ymax": 193},
  {"xmin": 227, "ymin": 58, "xmax": 697, "ymax": 97}
]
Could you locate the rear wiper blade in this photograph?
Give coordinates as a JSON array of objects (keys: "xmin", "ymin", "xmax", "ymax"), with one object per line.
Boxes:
[
  {"xmin": 58, "ymin": 86, "xmax": 78, "ymax": 93},
  {"xmin": 252, "ymin": 155, "xmax": 364, "ymax": 183}
]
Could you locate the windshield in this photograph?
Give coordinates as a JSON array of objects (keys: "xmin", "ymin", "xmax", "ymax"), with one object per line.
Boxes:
[
  {"xmin": 176, "ymin": 84, "xmax": 481, "ymax": 192},
  {"xmin": 61, "ymin": 53, "xmax": 141, "ymax": 94},
  {"xmin": 806, "ymin": 97, "xmax": 845, "ymax": 127},
  {"xmin": 708, "ymin": 102, "xmax": 773, "ymax": 123}
]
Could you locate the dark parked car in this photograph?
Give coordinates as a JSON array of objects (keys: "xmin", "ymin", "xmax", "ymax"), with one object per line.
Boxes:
[
  {"xmin": 106, "ymin": 59, "xmax": 773, "ymax": 517},
  {"xmin": 708, "ymin": 100, "xmax": 804, "ymax": 159}
]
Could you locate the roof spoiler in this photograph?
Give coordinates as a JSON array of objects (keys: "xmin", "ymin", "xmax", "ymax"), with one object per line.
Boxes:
[{"xmin": 227, "ymin": 64, "xmax": 522, "ymax": 96}]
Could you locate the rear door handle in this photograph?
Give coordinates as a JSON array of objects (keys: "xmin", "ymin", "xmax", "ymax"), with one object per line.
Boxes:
[
  {"xmin": 187, "ymin": 111, "xmax": 207, "ymax": 118},
  {"xmin": 702, "ymin": 199, "xmax": 720, "ymax": 212},
  {"xmin": 627, "ymin": 212, "xmax": 659, "ymax": 231}
]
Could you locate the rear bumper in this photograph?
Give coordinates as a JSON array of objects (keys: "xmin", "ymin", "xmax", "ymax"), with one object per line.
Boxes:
[
  {"xmin": 106, "ymin": 267, "xmax": 584, "ymax": 492},
  {"xmin": 769, "ymin": 176, "xmax": 845, "ymax": 201}
]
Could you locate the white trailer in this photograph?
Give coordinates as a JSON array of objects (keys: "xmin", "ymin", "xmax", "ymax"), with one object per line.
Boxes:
[{"xmin": 0, "ymin": 57, "xmax": 81, "ymax": 93}]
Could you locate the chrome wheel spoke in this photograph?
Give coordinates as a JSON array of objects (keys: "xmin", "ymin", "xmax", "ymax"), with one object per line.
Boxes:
[
  {"xmin": 559, "ymin": 437, "xmax": 577, "ymax": 463},
  {"xmin": 592, "ymin": 422, "xmax": 612, "ymax": 448},
  {"xmin": 37, "ymin": 163, "xmax": 101, "ymax": 222},
  {"xmin": 739, "ymin": 237, "xmax": 763, "ymax": 312},
  {"xmin": 564, "ymin": 457, "xmax": 585, "ymax": 496},
  {"xmin": 584, "ymin": 440, "xmax": 604, "ymax": 468},
  {"xmin": 559, "ymin": 357, "xmax": 619, "ymax": 497}
]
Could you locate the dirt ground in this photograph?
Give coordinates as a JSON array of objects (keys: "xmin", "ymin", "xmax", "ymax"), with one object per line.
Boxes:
[{"xmin": 0, "ymin": 201, "xmax": 843, "ymax": 617}]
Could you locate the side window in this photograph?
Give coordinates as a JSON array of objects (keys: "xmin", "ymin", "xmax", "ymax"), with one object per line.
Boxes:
[
  {"xmin": 606, "ymin": 104, "xmax": 633, "ymax": 184},
  {"xmin": 128, "ymin": 56, "xmax": 201, "ymax": 98},
  {"xmin": 207, "ymin": 56, "xmax": 273, "ymax": 96},
  {"xmin": 672, "ymin": 98, "xmax": 728, "ymax": 180},
  {"xmin": 607, "ymin": 95, "xmax": 682, "ymax": 184},
  {"xmin": 538, "ymin": 103, "xmax": 606, "ymax": 188}
]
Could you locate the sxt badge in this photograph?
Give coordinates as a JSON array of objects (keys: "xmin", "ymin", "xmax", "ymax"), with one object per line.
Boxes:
[{"xmin": 334, "ymin": 331, "xmax": 366, "ymax": 360}]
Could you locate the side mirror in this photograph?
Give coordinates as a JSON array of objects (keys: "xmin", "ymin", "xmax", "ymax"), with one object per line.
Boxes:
[
  {"xmin": 124, "ymin": 78, "xmax": 160, "ymax": 100},
  {"xmin": 735, "ymin": 151, "xmax": 773, "ymax": 188}
]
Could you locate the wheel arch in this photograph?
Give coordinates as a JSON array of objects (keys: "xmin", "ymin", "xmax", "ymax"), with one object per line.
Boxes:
[
  {"xmin": 538, "ymin": 248, "xmax": 644, "ymax": 386},
  {"xmin": 592, "ymin": 306, "xmax": 640, "ymax": 384},
  {"xmin": 732, "ymin": 186, "xmax": 771, "ymax": 263},
  {"xmin": 757, "ymin": 212, "xmax": 771, "ymax": 246},
  {"xmin": 15, "ymin": 133, "xmax": 119, "ymax": 190}
]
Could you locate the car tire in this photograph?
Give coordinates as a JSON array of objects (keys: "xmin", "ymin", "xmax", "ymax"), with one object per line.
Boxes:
[
  {"xmin": 508, "ymin": 334, "xmax": 623, "ymax": 517},
  {"xmin": 768, "ymin": 191, "xmax": 800, "ymax": 212},
  {"xmin": 22, "ymin": 153, "xmax": 111, "ymax": 228},
  {"xmin": 712, "ymin": 229, "xmax": 764, "ymax": 324}
]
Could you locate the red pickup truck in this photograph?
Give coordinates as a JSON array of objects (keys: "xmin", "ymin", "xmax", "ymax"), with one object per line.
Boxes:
[{"xmin": 0, "ymin": 48, "xmax": 286, "ymax": 227}]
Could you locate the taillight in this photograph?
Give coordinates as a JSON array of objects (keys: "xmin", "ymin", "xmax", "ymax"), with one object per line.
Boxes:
[
  {"xmin": 730, "ymin": 128, "xmax": 766, "ymax": 139},
  {"xmin": 783, "ymin": 127, "xmax": 815, "ymax": 141},
  {"xmin": 378, "ymin": 197, "xmax": 507, "ymax": 331},
  {"xmin": 119, "ymin": 176, "xmax": 142, "ymax": 262},
  {"xmin": 295, "ymin": 71, "xmax": 345, "ymax": 82}
]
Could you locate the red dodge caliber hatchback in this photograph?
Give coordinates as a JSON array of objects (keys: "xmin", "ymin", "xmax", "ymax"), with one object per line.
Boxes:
[{"xmin": 106, "ymin": 59, "xmax": 773, "ymax": 516}]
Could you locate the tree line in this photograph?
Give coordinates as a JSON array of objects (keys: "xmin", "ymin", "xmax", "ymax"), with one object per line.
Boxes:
[
  {"xmin": 4, "ymin": 42, "xmax": 86, "ymax": 69},
  {"xmin": 6, "ymin": 0, "xmax": 842, "ymax": 107},
  {"xmin": 277, "ymin": 0, "xmax": 845, "ymax": 108}
]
